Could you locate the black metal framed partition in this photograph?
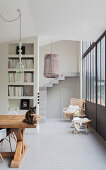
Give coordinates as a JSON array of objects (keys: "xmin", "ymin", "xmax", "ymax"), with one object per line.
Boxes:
[{"xmin": 82, "ymin": 30, "xmax": 106, "ymax": 140}]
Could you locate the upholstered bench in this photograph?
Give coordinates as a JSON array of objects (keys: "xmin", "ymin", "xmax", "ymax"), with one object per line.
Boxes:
[
  {"xmin": 82, "ymin": 119, "xmax": 92, "ymax": 135},
  {"xmin": 72, "ymin": 117, "xmax": 92, "ymax": 135}
]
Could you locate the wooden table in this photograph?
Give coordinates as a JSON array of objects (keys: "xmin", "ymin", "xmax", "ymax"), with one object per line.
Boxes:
[{"xmin": 0, "ymin": 115, "xmax": 40, "ymax": 168}]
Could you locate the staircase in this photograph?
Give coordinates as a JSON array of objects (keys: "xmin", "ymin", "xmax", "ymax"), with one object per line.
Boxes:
[
  {"xmin": 39, "ymin": 72, "xmax": 80, "ymax": 119},
  {"xmin": 44, "ymin": 74, "xmax": 65, "ymax": 88},
  {"xmin": 39, "ymin": 87, "xmax": 47, "ymax": 119}
]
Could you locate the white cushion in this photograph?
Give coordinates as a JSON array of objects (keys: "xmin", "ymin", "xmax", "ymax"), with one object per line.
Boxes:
[
  {"xmin": 0, "ymin": 129, "xmax": 6, "ymax": 140},
  {"xmin": 65, "ymin": 105, "xmax": 80, "ymax": 113}
]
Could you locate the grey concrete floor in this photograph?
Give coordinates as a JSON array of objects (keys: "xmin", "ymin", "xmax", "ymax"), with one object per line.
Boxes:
[{"xmin": 0, "ymin": 119, "xmax": 106, "ymax": 170}]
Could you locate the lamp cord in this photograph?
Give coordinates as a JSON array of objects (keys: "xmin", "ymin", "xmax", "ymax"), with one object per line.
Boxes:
[
  {"xmin": 0, "ymin": 10, "xmax": 22, "ymax": 62},
  {"xmin": 0, "ymin": 9, "xmax": 21, "ymax": 43},
  {"xmin": 0, "ymin": 10, "xmax": 20, "ymax": 23},
  {"xmin": 19, "ymin": 11, "xmax": 21, "ymax": 44}
]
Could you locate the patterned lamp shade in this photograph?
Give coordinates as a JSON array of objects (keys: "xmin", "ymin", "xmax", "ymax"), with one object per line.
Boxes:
[{"xmin": 44, "ymin": 53, "xmax": 59, "ymax": 78}]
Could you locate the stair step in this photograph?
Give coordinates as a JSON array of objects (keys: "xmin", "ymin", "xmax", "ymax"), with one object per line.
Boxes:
[
  {"xmin": 59, "ymin": 77, "xmax": 65, "ymax": 80},
  {"xmin": 45, "ymin": 84, "xmax": 53, "ymax": 87}
]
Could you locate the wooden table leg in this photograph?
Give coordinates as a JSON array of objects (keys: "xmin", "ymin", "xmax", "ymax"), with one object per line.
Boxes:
[
  {"xmin": 22, "ymin": 129, "xmax": 25, "ymax": 154},
  {"xmin": 10, "ymin": 128, "xmax": 28, "ymax": 168}
]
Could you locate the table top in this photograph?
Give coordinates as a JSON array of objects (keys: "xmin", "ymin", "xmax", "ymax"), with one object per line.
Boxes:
[{"xmin": 0, "ymin": 115, "xmax": 40, "ymax": 128}]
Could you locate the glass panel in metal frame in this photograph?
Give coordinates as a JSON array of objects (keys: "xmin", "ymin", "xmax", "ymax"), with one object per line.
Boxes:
[
  {"xmin": 97, "ymin": 42, "xmax": 101, "ymax": 105},
  {"xmin": 101, "ymin": 37, "xmax": 105, "ymax": 106},
  {"xmin": 91, "ymin": 48, "xmax": 96, "ymax": 103},
  {"xmin": 82, "ymin": 57, "xmax": 86, "ymax": 99}
]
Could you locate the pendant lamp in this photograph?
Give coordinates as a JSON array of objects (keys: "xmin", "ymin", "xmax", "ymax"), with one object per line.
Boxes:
[
  {"xmin": 16, "ymin": 10, "xmax": 24, "ymax": 82},
  {"xmin": 44, "ymin": 41, "xmax": 59, "ymax": 78},
  {"xmin": 16, "ymin": 42, "xmax": 24, "ymax": 82},
  {"xmin": 0, "ymin": 9, "xmax": 24, "ymax": 82}
]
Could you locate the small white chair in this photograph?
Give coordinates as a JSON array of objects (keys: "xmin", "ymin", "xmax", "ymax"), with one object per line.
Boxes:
[
  {"xmin": 0, "ymin": 129, "xmax": 6, "ymax": 162},
  {"xmin": 6, "ymin": 111, "xmax": 19, "ymax": 144},
  {"xmin": 0, "ymin": 111, "xmax": 19, "ymax": 162}
]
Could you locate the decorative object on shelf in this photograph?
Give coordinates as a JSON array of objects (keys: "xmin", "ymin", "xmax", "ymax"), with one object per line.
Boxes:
[
  {"xmin": 8, "ymin": 106, "xmax": 19, "ymax": 111},
  {"xmin": 44, "ymin": 40, "xmax": 59, "ymax": 78},
  {"xmin": 23, "ymin": 86, "xmax": 33, "ymax": 96},
  {"xmin": 20, "ymin": 99, "xmax": 30, "ymax": 110},
  {"xmin": 0, "ymin": 9, "xmax": 24, "ymax": 82},
  {"xmin": 24, "ymin": 106, "xmax": 37, "ymax": 125},
  {"xmin": 16, "ymin": 45, "xmax": 25, "ymax": 55}
]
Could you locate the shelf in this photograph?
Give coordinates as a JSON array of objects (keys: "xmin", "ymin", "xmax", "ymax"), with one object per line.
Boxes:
[
  {"xmin": 8, "ymin": 109, "xmax": 28, "ymax": 115},
  {"xmin": 8, "ymin": 69, "xmax": 34, "ymax": 72},
  {"xmin": 7, "ymin": 40, "xmax": 36, "ymax": 114},
  {"xmin": 8, "ymin": 55, "xmax": 35, "ymax": 58},
  {"xmin": 8, "ymin": 82, "xmax": 34, "ymax": 86},
  {"xmin": 8, "ymin": 96, "xmax": 34, "ymax": 100}
]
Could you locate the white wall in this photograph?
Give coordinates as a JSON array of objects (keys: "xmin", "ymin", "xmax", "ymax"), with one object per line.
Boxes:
[
  {"xmin": 47, "ymin": 77, "xmax": 80, "ymax": 119},
  {"xmin": 0, "ymin": 43, "xmax": 8, "ymax": 114},
  {"xmin": 39, "ymin": 40, "xmax": 80, "ymax": 87}
]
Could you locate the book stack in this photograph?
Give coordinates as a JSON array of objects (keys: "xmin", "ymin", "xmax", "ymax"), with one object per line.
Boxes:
[
  {"xmin": 22, "ymin": 59, "xmax": 34, "ymax": 69},
  {"xmin": 8, "ymin": 73, "xmax": 16, "ymax": 82},
  {"xmin": 24, "ymin": 73, "xmax": 34, "ymax": 82},
  {"xmin": 8, "ymin": 72, "xmax": 34, "ymax": 82},
  {"xmin": 8, "ymin": 59, "xmax": 34, "ymax": 69},
  {"xmin": 8, "ymin": 59, "xmax": 19, "ymax": 68},
  {"xmin": 8, "ymin": 87, "xmax": 23, "ymax": 96}
]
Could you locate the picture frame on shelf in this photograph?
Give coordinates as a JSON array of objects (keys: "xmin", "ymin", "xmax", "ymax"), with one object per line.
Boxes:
[{"xmin": 20, "ymin": 99, "xmax": 30, "ymax": 110}]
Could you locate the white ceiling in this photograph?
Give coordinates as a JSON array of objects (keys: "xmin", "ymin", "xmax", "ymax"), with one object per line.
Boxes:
[{"xmin": 0, "ymin": 0, "xmax": 106, "ymax": 45}]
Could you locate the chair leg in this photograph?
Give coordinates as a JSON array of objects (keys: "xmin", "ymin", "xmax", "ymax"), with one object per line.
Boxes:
[
  {"xmin": 0, "ymin": 153, "xmax": 4, "ymax": 163},
  {"xmin": 0, "ymin": 140, "xmax": 3, "ymax": 146},
  {"xmin": 70, "ymin": 116, "xmax": 72, "ymax": 121},
  {"xmin": 9, "ymin": 135, "xmax": 12, "ymax": 152},
  {"xmin": 64, "ymin": 114, "xmax": 67, "ymax": 120},
  {"xmin": 11, "ymin": 131, "xmax": 17, "ymax": 143}
]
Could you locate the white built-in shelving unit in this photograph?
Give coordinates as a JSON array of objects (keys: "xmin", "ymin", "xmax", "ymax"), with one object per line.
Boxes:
[{"xmin": 7, "ymin": 37, "xmax": 39, "ymax": 115}]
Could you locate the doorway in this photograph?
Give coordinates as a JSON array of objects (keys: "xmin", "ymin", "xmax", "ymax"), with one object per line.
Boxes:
[{"xmin": 47, "ymin": 77, "xmax": 80, "ymax": 119}]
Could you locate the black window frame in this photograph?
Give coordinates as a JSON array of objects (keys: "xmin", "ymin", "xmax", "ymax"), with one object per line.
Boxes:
[{"xmin": 82, "ymin": 30, "xmax": 106, "ymax": 106}]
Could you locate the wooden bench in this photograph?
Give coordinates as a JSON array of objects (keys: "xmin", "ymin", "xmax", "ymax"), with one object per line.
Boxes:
[
  {"xmin": 83, "ymin": 119, "xmax": 92, "ymax": 135},
  {"xmin": 72, "ymin": 118, "xmax": 92, "ymax": 135}
]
